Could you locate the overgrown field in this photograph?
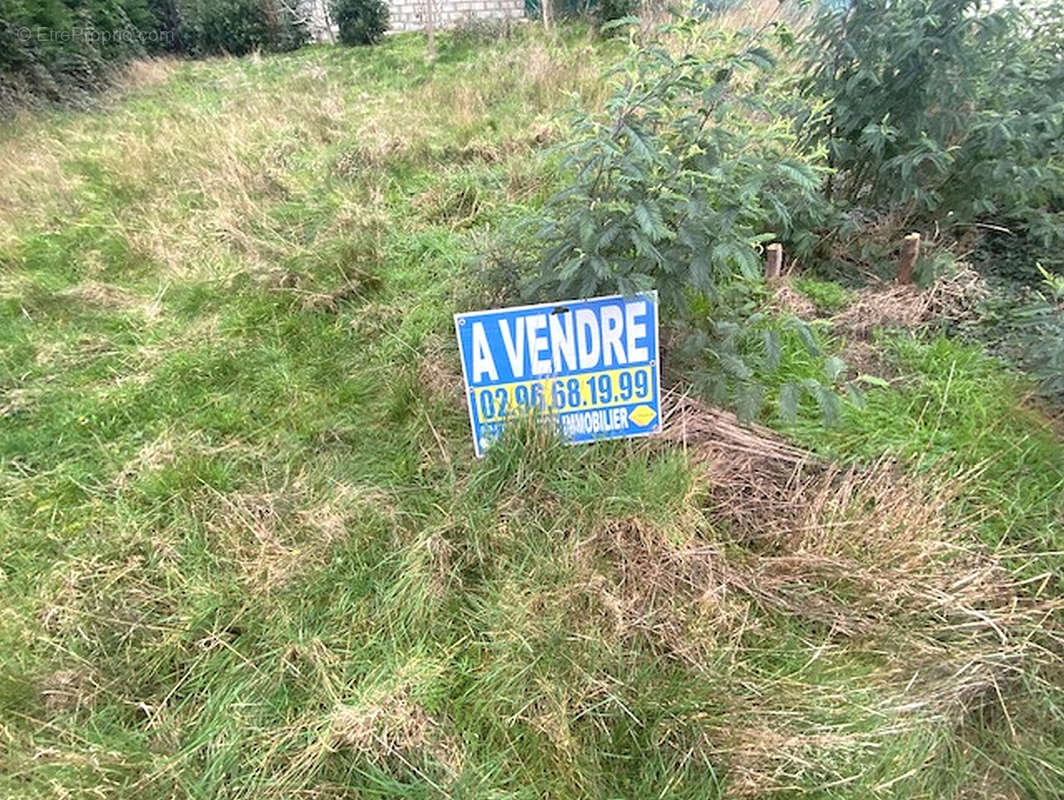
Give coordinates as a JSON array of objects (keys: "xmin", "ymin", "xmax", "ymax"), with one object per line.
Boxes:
[{"xmin": 1, "ymin": 28, "xmax": 1062, "ymax": 799}]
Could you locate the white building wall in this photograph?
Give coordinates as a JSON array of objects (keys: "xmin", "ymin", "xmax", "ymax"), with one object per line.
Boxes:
[
  {"xmin": 298, "ymin": 0, "xmax": 526, "ymax": 39},
  {"xmin": 388, "ymin": 0, "xmax": 526, "ymax": 32}
]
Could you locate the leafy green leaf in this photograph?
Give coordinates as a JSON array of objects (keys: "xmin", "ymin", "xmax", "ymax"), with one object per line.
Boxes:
[
  {"xmin": 779, "ymin": 381, "xmax": 800, "ymax": 423},
  {"xmin": 856, "ymin": 374, "xmax": 891, "ymax": 389},
  {"xmin": 823, "ymin": 356, "xmax": 847, "ymax": 382},
  {"xmin": 815, "ymin": 385, "xmax": 841, "ymax": 426},
  {"xmin": 736, "ymin": 383, "xmax": 763, "ymax": 423}
]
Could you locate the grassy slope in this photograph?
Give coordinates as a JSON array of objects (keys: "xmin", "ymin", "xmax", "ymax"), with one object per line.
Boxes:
[{"xmin": 1, "ymin": 29, "xmax": 1062, "ymax": 799}]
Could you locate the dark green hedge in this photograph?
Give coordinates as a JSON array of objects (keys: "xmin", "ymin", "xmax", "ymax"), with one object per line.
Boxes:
[
  {"xmin": 174, "ymin": 0, "xmax": 307, "ymax": 58},
  {"xmin": 0, "ymin": 0, "xmax": 307, "ymax": 112},
  {"xmin": 332, "ymin": 0, "xmax": 389, "ymax": 46}
]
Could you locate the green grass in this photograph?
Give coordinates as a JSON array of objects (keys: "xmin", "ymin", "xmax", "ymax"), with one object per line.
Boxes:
[
  {"xmin": 788, "ymin": 334, "xmax": 1064, "ymax": 551},
  {"xmin": 792, "ymin": 276, "xmax": 853, "ymax": 314},
  {"xmin": 1, "ymin": 26, "xmax": 1062, "ymax": 800}
]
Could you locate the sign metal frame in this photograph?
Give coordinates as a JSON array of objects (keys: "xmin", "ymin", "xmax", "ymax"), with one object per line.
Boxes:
[{"xmin": 453, "ymin": 291, "xmax": 661, "ymax": 457}]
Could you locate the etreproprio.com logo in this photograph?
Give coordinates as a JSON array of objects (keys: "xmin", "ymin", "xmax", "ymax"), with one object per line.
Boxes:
[{"xmin": 15, "ymin": 26, "xmax": 175, "ymax": 46}]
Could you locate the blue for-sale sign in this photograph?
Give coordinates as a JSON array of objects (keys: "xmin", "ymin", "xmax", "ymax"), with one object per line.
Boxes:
[{"xmin": 454, "ymin": 292, "xmax": 661, "ymax": 457}]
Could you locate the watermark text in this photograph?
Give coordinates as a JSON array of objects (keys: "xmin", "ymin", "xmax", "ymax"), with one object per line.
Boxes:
[{"xmin": 15, "ymin": 26, "xmax": 175, "ymax": 47}]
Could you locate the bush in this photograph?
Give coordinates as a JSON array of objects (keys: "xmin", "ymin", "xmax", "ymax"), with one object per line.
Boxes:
[
  {"xmin": 146, "ymin": 0, "xmax": 181, "ymax": 52},
  {"xmin": 175, "ymin": 0, "xmax": 307, "ymax": 56},
  {"xmin": 0, "ymin": 0, "xmax": 307, "ymax": 111},
  {"xmin": 512, "ymin": 21, "xmax": 847, "ymax": 421},
  {"xmin": 802, "ymin": 0, "xmax": 1064, "ymax": 260},
  {"xmin": 449, "ymin": 15, "xmax": 518, "ymax": 49},
  {"xmin": 956, "ymin": 267, "xmax": 1064, "ymax": 403},
  {"xmin": 332, "ymin": 0, "xmax": 389, "ymax": 46},
  {"xmin": 596, "ymin": 0, "xmax": 639, "ymax": 27},
  {"xmin": 0, "ymin": 0, "xmax": 159, "ymax": 109}
]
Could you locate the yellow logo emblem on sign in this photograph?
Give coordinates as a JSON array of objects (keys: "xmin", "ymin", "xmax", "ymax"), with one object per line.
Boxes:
[{"xmin": 629, "ymin": 405, "xmax": 657, "ymax": 427}]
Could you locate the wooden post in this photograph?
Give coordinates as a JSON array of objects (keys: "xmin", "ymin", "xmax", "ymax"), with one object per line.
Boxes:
[
  {"xmin": 542, "ymin": 0, "xmax": 552, "ymax": 32},
  {"xmin": 765, "ymin": 243, "xmax": 783, "ymax": 281},
  {"xmin": 897, "ymin": 232, "xmax": 921, "ymax": 284}
]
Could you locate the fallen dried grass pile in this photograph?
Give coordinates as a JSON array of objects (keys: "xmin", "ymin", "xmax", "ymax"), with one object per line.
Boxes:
[
  {"xmin": 323, "ymin": 687, "xmax": 461, "ymax": 777},
  {"xmin": 417, "ymin": 334, "xmax": 465, "ymax": 404},
  {"xmin": 830, "ymin": 281, "xmax": 934, "ymax": 338},
  {"xmin": 660, "ymin": 390, "xmax": 811, "ymax": 463},
  {"xmin": 57, "ymin": 281, "xmax": 162, "ymax": 319},
  {"xmin": 924, "ymin": 262, "xmax": 991, "ymax": 324},
  {"xmin": 829, "ymin": 264, "xmax": 988, "ymax": 338},
  {"xmin": 768, "ymin": 281, "xmax": 819, "ymax": 318},
  {"xmin": 575, "ymin": 395, "xmax": 1064, "ymax": 793},
  {"xmin": 770, "ymin": 263, "xmax": 990, "ymax": 339}
]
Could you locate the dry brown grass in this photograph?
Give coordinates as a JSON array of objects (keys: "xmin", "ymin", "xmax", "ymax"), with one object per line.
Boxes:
[
  {"xmin": 276, "ymin": 663, "xmax": 464, "ymax": 792},
  {"xmin": 35, "ymin": 547, "xmax": 182, "ymax": 689},
  {"xmin": 112, "ymin": 430, "xmax": 184, "ymax": 488},
  {"xmin": 660, "ymin": 390, "xmax": 812, "ymax": 463},
  {"xmin": 325, "ymin": 689, "xmax": 461, "ymax": 775},
  {"xmin": 0, "ymin": 32, "xmax": 604, "ymax": 289},
  {"xmin": 578, "ymin": 513, "xmax": 1060, "ymax": 794},
  {"xmin": 831, "ymin": 283, "xmax": 934, "ymax": 337},
  {"xmin": 417, "ymin": 333, "xmax": 465, "ymax": 404},
  {"xmin": 560, "ymin": 396, "xmax": 1064, "ymax": 794},
  {"xmin": 39, "ymin": 668, "xmax": 102, "ymax": 715},
  {"xmin": 347, "ymin": 299, "xmax": 407, "ymax": 339},
  {"xmin": 769, "ymin": 281, "xmax": 819, "ymax": 318},
  {"xmin": 200, "ymin": 482, "xmax": 395, "ymax": 593},
  {"xmin": 775, "ymin": 265, "xmax": 988, "ymax": 380},
  {"xmin": 924, "ymin": 262, "xmax": 991, "ymax": 324},
  {"xmin": 58, "ymin": 281, "xmax": 164, "ymax": 319},
  {"xmin": 830, "ymin": 264, "xmax": 988, "ymax": 338},
  {"xmin": 710, "ymin": 0, "xmax": 812, "ymax": 34},
  {"xmin": 295, "ymin": 275, "xmax": 379, "ymax": 313},
  {"xmin": 838, "ymin": 337, "xmax": 896, "ymax": 381},
  {"xmin": 113, "ymin": 58, "xmax": 179, "ymax": 94},
  {"xmin": 331, "ymin": 134, "xmax": 406, "ymax": 178}
]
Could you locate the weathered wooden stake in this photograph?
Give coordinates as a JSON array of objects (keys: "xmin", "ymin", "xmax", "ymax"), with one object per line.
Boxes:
[
  {"xmin": 897, "ymin": 232, "xmax": 921, "ymax": 284},
  {"xmin": 765, "ymin": 243, "xmax": 783, "ymax": 281}
]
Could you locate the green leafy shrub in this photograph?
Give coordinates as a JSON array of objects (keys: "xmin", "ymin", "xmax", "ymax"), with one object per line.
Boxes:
[
  {"xmin": 596, "ymin": 0, "xmax": 639, "ymax": 27},
  {"xmin": 802, "ymin": 0, "xmax": 1064, "ymax": 258},
  {"xmin": 957, "ymin": 267, "xmax": 1064, "ymax": 403},
  {"xmin": 971, "ymin": 228, "xmax": 1061, "ymax": 287},
  {"xmin": 175, "ymin": 0, "xmax": 306, "ymax": 56},
  {"xmin": 332, "ymin": 0, "xmax": 389, "ymax": 47},
  {"xmin": 449, "ymin": 14, "xmax": 519, "ymax": 49},
  {"xmin": 146, "ymin": 0, "xmax": 181, "ymax": 51},
  {"xmin": 513, "ymin": 21, "xmax": 847, "ymax": 420}
]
